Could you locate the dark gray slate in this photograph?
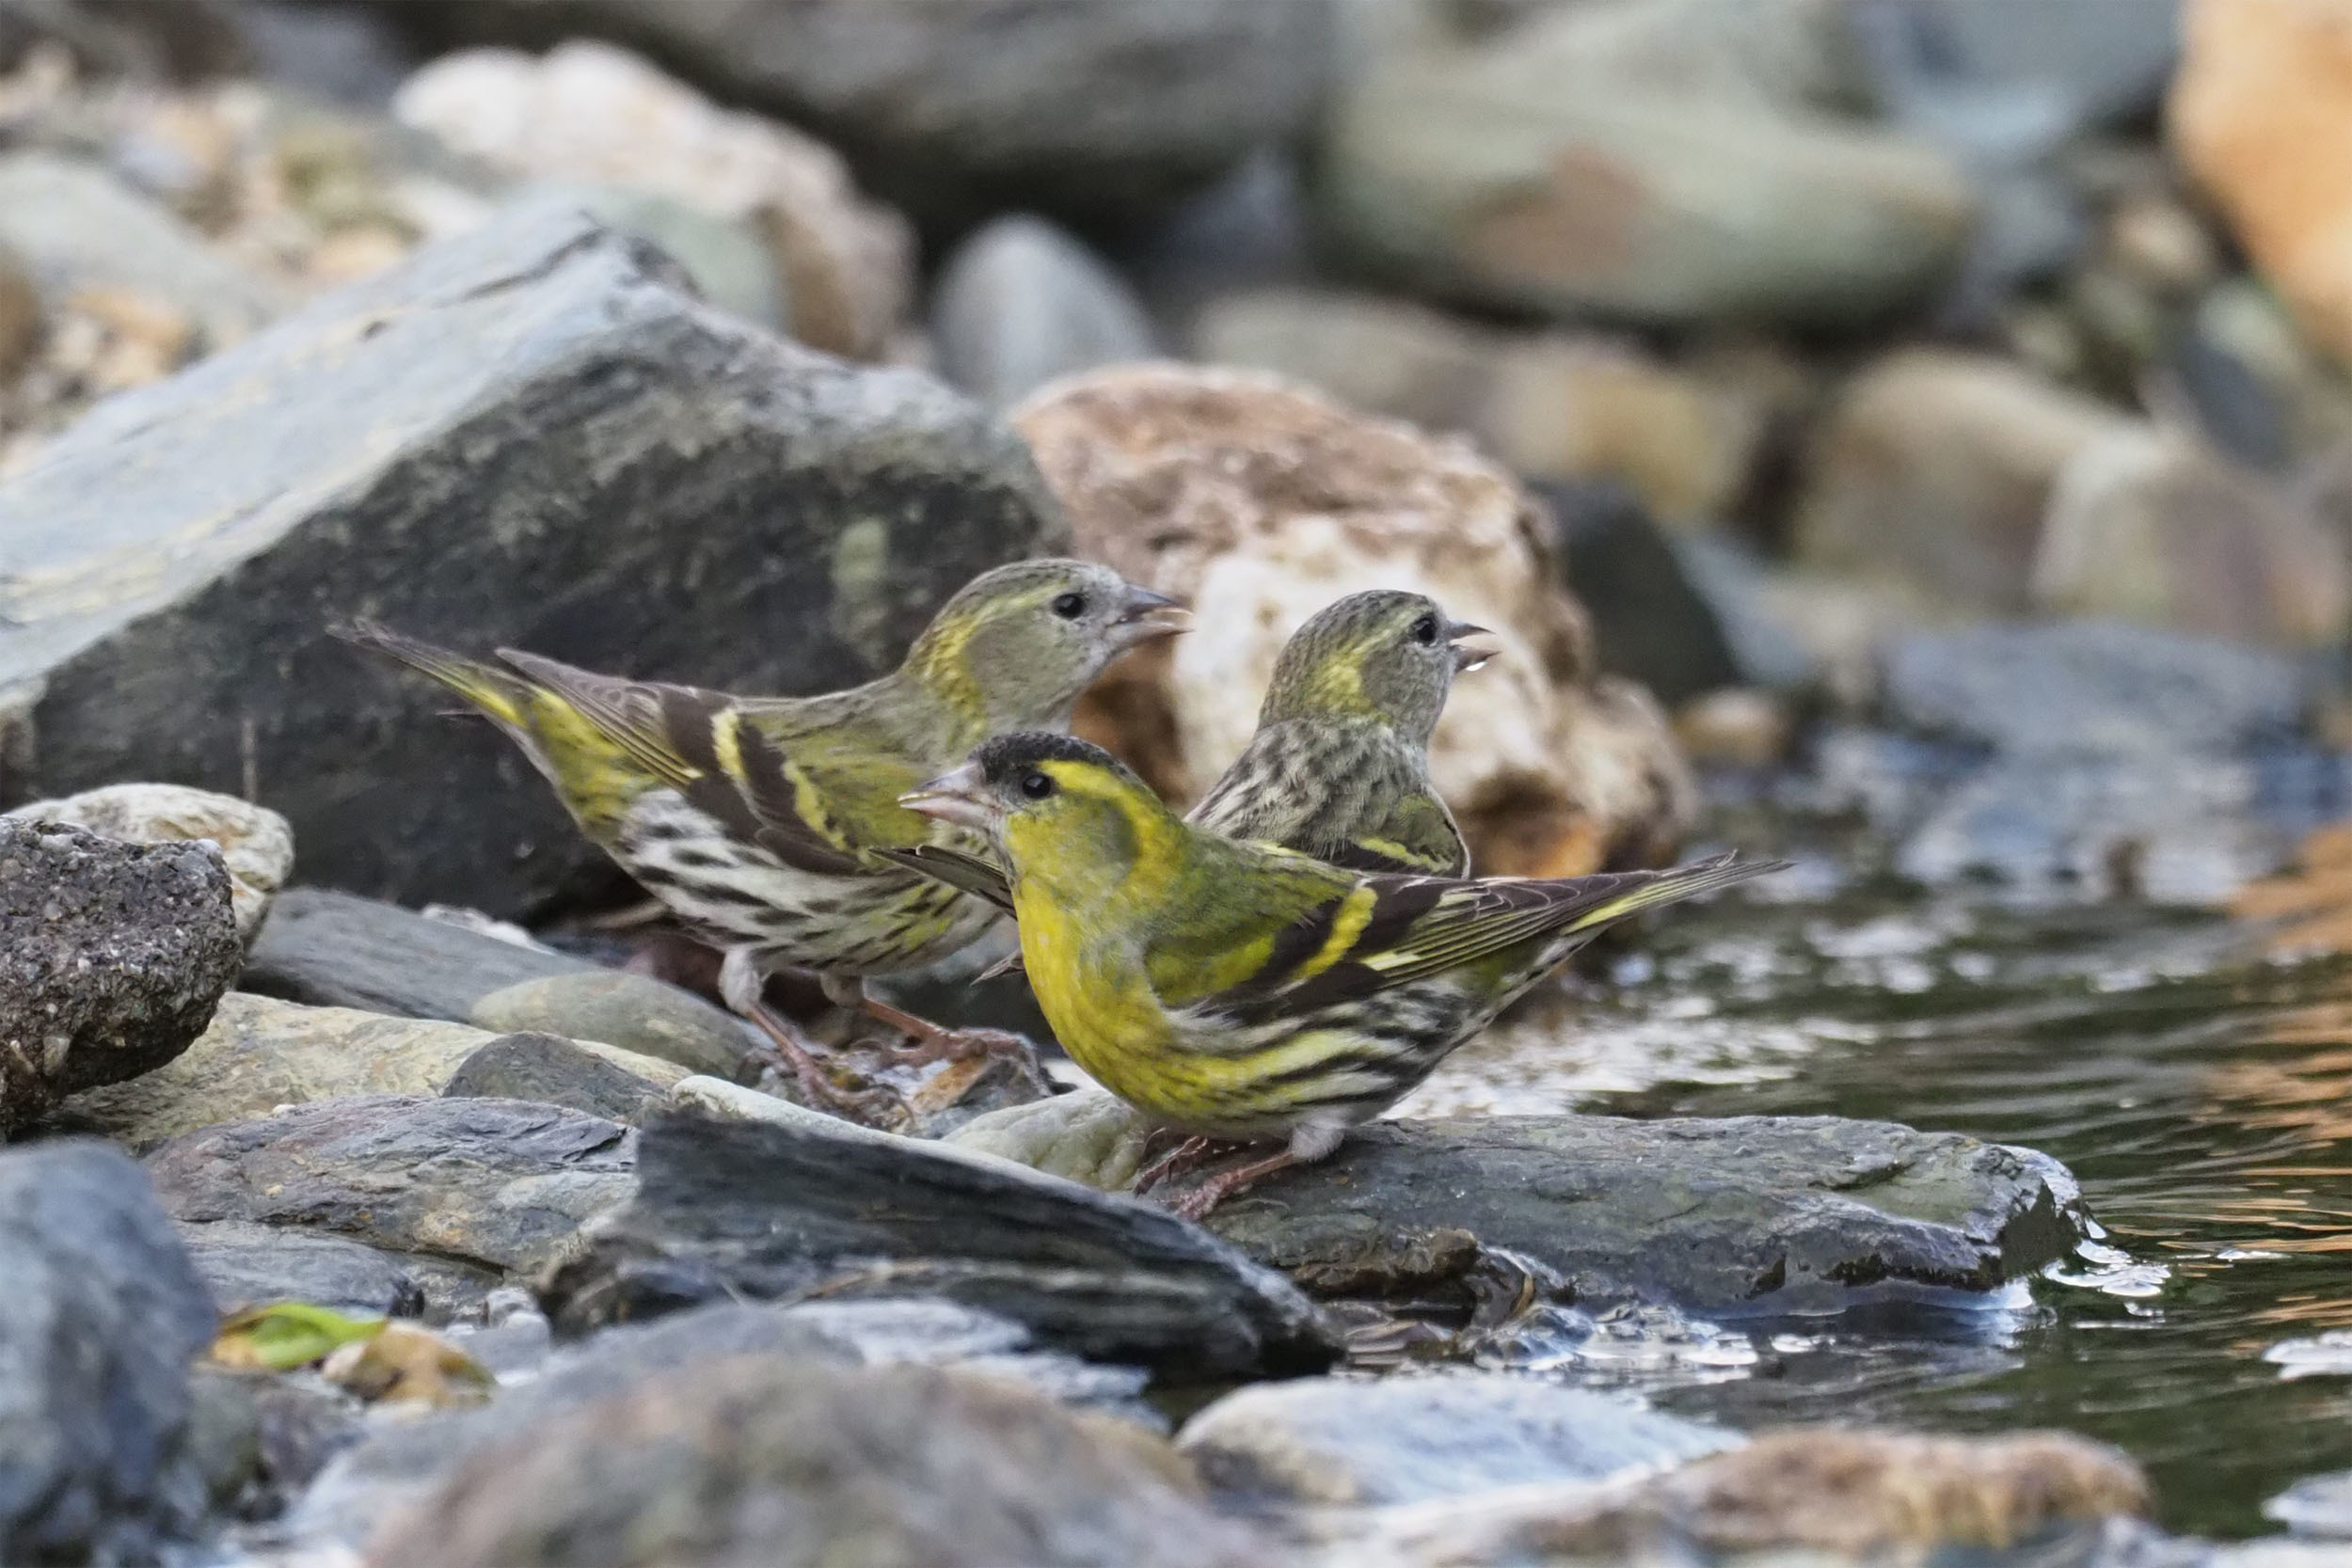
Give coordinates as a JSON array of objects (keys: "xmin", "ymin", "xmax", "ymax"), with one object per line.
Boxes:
[
  {"xmin": 0, "ymin": 198, "xmax": 1068, "ymax": 916},
  {"xmin": 294, "ymin": 1297, "xmax": 1152, "ymax": 1552},
  {"xmin": 442, "ymin": 1031, "xmax": 671, "ymax": 1123},
  {"xmin": 0, "ymin": 1140, "xmax": 220, "ymax": 1564},
  {"xmin": 146, "ymin": 1094, "xmax": 636, "ymax": 1280},
  {"xmin": 545, "ymin": 1112, "xmax": 1338, "ymax": 1380},
  {"xmin": 242, "ymin": 888, "xmax": 598, "ymax": 1020},
  {"xmin": 0, "ymin": 817, "xmax": 239, "ymax": 1132},
  {"xmin": 176, "ymin": 1218, "xmax": 427, "ymax": 1319},
  {"xmin": 389, "ymin": 0, "xmax": 1335, "ymax": 234},
  {"xmin": 1541, "ymin": 478, "xmax": 1742, "ymax": 708},
  {"xmin": 1206, "ymin": 1116, "xmax": 2083, "ymax": 1314},
  {"xmin": 930, "ymin": 214, "xmax": 1156, "ymax": 410}
]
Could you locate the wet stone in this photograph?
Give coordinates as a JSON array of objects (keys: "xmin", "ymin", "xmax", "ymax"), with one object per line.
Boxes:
[
  {"xmin": 1203, "ymin": 1115, "xmax": 2085, "ymax": 1314},
  {"xmin": 442, "ymin": 1030, "xmax": 675, "ymax": 1122},
  {"xmin": 544, "ymin": 1110, "xmax": 1339, "ymax": 1380}
]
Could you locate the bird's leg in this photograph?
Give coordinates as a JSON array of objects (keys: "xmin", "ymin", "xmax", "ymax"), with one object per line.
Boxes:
[
  {"xmin": 1132, "ymin": 1132, "xmax": 1223, "ymax": 1195},
  {"xmin": 819, "ymin": 975, "xmax": 1052, "ymax": 1093},
  {"xmin": 1162, "ymin": 1149, "xmax": 1300, "ymax": 1222},
  {"xmin": 720, "ymin": 949, "xmax": 901, "ymax": 1124},
  {"xmin": 1158, "ymin": 1121, "xmax": 1343, "ymax": 1222}
]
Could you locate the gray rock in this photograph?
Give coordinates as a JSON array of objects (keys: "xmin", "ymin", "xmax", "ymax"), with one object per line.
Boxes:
[
  {"xmin": 295, "ymin": 1296, "xmax": 1154, "ymax": 1551},
  {"xmin": 146, "ymin": 1094, "xmax": 637, "ymax": 1283},
  {"xmin": 443, "ymin": 1031, "xmax": 673, "ymax": 1122},
  {"xmin": 1542, "ymin": 479, "xmax": 1742, "ymax": 708},
  {"xmin": 1179, "ymin": 1371, "xmax": 1738, "ymax": 1507},
  {"xmin": 243, "ymin": 888, "xmax": 597, "ymax": 1017},
  {"xmin": 396, "ymin": 0, "xmax": 1336, "ymax": 234},
  {"xmin": 0, "ymin": 151, "xmax": 283, "ymax": 349},
  {"xmin": 545, "ymin": 1110, "xmax": 1339, "ymax": 1379},
  {"xmin": 530, "ymin": 180, "xmax": 787, "ymax": 329},
  {"xmin": 468, "ymin": 970, "xmax": 751, "ymax": 1079},
  {"xmin": 361, "ymin": 1355, "xmax": 1270, "ymax": 1568},
  {"xmin": 6, "ymin": 782, "xmax": 294, "ymax": 945},
  {"xmin": 0, "ymin": 199, "xmax": 1067, "ymax": 916},
  {"xmin": 932, "ymin": 214, "xmax": 1156, "ymax": 409},
  {"xmin": 58, "ymin": 990, "xmax": 686, "ymax": 1152},
  {"xmin": 0, "ymin": 1140, "xmax": 220, "ymax": 1564},
  {"xmin": 1882, "ymin": 621, "xmax": 2305, "ymax": 757},
  {"xmin": 0, "ymin": 816, "xmax": 239, "ymax": 1133},
  {"xmin": 1314, "ymin": 8, "xmax": 1976, "ymax": 327},
  {"xmin": 177, "ymin": 1218, "xmax": 427, "ymax": 1318},
  {"xmin": 1205, "ymin": 1116, "xmax": 2083, "ymax": 1313}
]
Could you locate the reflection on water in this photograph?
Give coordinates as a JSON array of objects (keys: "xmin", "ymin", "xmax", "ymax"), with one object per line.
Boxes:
[{"xmin": 1401, "ymin": 860, "xmax": 2352, "ymax": 1537}]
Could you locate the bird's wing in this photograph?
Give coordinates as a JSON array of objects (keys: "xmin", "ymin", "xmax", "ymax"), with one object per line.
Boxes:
[
  {"xmin": 870, "ymin": 845, "xmax": 1016, "ymax": 913},
  {"xmin": 1318, "ymin": 790, "xmax": 1470, "ymax": 876},
  {"xmin": 496, "ymin": 650, "xmax": 866, "ymax": 877},
  {"xmin": 1200, "ymin": 853, "xmax": 1781, "ymax": 1022}
]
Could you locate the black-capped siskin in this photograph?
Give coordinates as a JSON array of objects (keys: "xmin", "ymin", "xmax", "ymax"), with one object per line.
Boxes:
[
  {"xmin": 338, "ymin": 560, "xmax": 1187, "ymax": 1112},
  {"xmin": 898, "ymin": 733, "xmax": 1783, "ymax": 1215}
]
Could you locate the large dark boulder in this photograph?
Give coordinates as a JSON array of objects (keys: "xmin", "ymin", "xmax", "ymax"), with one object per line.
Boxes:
[
  {"xmin": 0, "ymin": 1140, "xmax": 220, "ymax": 1563},
  {"xmin": 0, "ymin": 198, "xmax": 1068, "ymax": 916},
  {"xmin": 382, "ymin": 1, "xmax": 1335, "ymax": 236},
  {"xmin": 0, "ymin": 816, "xmax": 238, "ymax": 1132}
]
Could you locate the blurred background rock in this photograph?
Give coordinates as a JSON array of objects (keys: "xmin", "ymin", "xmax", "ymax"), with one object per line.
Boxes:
[{"xmin": 5, "ymin": 0, "xmax": 2350, "ymax": 913}]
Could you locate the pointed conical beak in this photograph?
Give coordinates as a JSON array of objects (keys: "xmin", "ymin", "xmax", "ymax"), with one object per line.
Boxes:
[
  {"xmin": 1112, "ymin": 584, "xmax": 1192, "ymax": 647},
  {"xmin": 899, "ymin": 760, "xmax": 998, "ymax": 831},
  {"xmin": 1447, "ymin": 621, "xmax": 1497, "ymax": 674}
]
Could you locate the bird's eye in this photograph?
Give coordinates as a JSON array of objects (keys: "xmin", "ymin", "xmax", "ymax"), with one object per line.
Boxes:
[
  {"xmin": 1411, "ymin": 613, "xmax": 1439, "ymax": 645},
  {"xmin": 1019, "ymin": 770, "xmax": 1057, "ymax": 800},
  {"xmin": 1050, "ymin": 592, "xmax": 1088, "ymax": 620}
]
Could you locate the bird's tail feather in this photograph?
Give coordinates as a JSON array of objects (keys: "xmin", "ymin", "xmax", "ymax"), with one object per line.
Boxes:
[
  {"xmin": 1563, "ymin": 851, "xmax": 1788, "ymax": 934},
  {"xmin": 333, "ymin": 619, "xmax": 534, "ymax": 735}
]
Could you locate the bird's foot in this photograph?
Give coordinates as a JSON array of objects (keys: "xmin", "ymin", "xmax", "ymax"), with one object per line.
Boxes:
[
  {"xmin": 1132, "ymin": 1132, "xmax": 1222, "ymax": 1194},
  {"xmin": 850, "ymin": 990, "xmax": 1054, "ymax": 1095},
  {"xmin": 1156, "ymin": 1149, "xmax": 1301, "ymax": 1223},
  {"xmin": 743, "ymin": 1002, "xmax": 905, "ymax": 1127}
]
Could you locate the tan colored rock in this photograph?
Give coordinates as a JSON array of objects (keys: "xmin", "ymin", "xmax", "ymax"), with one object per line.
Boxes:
[
  {"xmin": 63, "ymin": 992, "xmax": 689, "ymax": 1151},
  {"xmin": 7, "ymin": 783, "xmax": 293, "ymax": 944},
  {"xmin": 2171, "ymin": 0, "xmax": 2352, "ymax": 368},
  {"xmin": 2034, "ymin": 426, "xmax": 2352, "ymax": 647},
  {"xmin": 1673, "ymin": 688, "xmax": 1791, "ymax": 770},
  {"xmin": 1314, "ymin": 1426, "xmax": 2148, "ymax": 1565},
  {"xmin": 0, "ymin": 239, "xmax": 37, "ymax": 381},
  {"xmin": 394, "ymin": 40, "xmax": 912, "ymax": 358},
  {"xmin": 1793, "ymin": 349, "xmax": 2137, "ymax": 613},
  {"xmin": 1013, "ymin": 364, "xmax": 1693, "ymax": 876}
]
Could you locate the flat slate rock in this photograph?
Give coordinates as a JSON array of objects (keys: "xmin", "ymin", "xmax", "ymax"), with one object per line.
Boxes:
[
  {"xmin": 545, "ymin": 1111, "xmax": 1338, "ymax": 1380},
  {"xmin": 146, "ymin": 1094, "xmax": 637, "ymax": 1282},
  {"xmin": 177, "ymin": 1218, "xmax": 428, "ymax": 1319},
  {"xmin": 1205, "ymin": 1115, "xmax": 2084, "ymax": 1314},
  {"xmin": 442, "ymin": 1031, "xmax": 672, "ymax": 1122},
  {"xmin": 241, "ymin": 888, "xmax": 598, "ymax": 1020},
  {"xmin": 0, "ymin": 817, "xmax": 239, "ymax": 1132},
  {"xmin": 0, "ymin": 198, "xmax": 1065, "ymax": 914}
]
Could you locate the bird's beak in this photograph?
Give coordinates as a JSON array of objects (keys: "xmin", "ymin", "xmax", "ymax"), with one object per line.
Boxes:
[
  {"xmin": 899, "ymin": 761, "xmax": 999, "ymax": 831},
  {"xmin": 1112, "ymin": 584, "xmax": 1192, "ymax": 647},
  {"xmin": 1447, "ymin": 621, "xmax": 1498, "ymax": 674}
]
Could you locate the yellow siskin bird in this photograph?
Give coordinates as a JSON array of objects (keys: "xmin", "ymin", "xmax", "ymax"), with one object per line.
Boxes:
[
  {"xmin": 1187, "ymin": 588, "xmax": 1488, "ymax": 876},
  {"xmin": 898, "ymin": 733, "xmax": 1785, "ymax": 1216},
  {"xmin": 339, "ymin": 560, "xmax": 1188, "ymax": 1110}
]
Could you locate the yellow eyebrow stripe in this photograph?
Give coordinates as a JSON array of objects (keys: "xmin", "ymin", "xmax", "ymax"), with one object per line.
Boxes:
[{"xmin": 1290, "ymin": 884, "xmax": 1378, "ymax": 985}]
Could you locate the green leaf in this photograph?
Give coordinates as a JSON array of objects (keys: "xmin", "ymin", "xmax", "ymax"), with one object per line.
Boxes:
[{"xmin": 211, "ymin": 1301, "xmax": 387, "ymax": 1372}]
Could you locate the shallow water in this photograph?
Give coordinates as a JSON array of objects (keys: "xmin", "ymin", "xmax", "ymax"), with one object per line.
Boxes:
[{"xmin": 1403, "ymin": 843, "xmax": 2352, "ymax": 1540}]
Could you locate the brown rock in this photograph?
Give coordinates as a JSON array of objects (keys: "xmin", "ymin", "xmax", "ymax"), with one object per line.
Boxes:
[
  {"xmin": 2172, "ymin": 0, "xmax": 2352, "ymax": 368},
  {"xmin": 1793, "ymin": 349, "xmax": 2137, "ymax": 613},
  {"xmin": 393, "ymin": 40, "xmax": 912, "ymax": 358},
  {"xmin": 0, "ymin": 239, "xmax": 37, "ymax": 380},
  {"xmin": 1318, "ymin": 1426, "xmax": 2149, "ymax": 1564},
  {"xmin": 1013, "ymin": 364, "xmax": 1693, "ymax": 876}
]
